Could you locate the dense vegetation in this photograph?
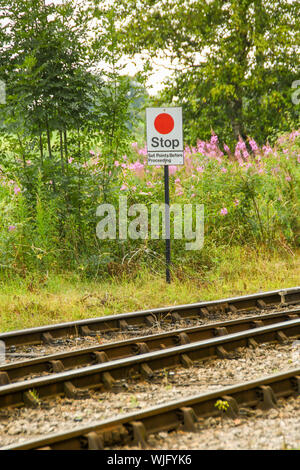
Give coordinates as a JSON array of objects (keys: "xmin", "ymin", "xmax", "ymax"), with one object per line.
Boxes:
[{"xmin": 0, "ymin": 0, "xmax": 299, "ymax": 281}]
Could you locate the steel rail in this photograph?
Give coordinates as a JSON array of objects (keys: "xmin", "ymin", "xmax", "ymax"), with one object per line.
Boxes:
[
  {"xmin": 1, "ymin": 287, "xmax": 300, "ymax": 348},
  {"xmin": 1, "ymin": 307, "xmax": 299, "ymax": 385},
  {"xmin": 3, "ymin": 367, "xmax": 300, "ymax": 450},
  {"xmin": 0, "ymin": 318, "xmax": 299, "ymax": 409}
]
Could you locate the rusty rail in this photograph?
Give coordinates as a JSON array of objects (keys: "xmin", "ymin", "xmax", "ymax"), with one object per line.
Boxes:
[
  {"xmin": 3, "ymin": 367, "xmax": 300, "ymax": 450},
  {"xmin": 1, "ymin": 307, "xmax": 299, "ymax": 385},
  {"xmin": 1, "ymin": 287, "xmax": 299, "ymax": 348},
  {"xmin": 0, "ymin": 318, "xmax": 299, "ymax": 409}
]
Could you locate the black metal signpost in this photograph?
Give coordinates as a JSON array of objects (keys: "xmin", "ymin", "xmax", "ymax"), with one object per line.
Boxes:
[
  {"xmin": 164, "ymin": 165, "xmax": 171, "ymax": 283},
  {"xmin": 146, "ymin": 107, "xmax": 183, "ymax": 284}
]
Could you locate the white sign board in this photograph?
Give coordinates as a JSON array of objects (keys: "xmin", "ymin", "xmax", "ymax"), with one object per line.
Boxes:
[{"xmin": 146, "ymin": 107, "xmax": 184, "ymax": 165}]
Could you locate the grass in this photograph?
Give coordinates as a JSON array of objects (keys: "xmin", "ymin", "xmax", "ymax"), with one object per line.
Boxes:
[{"xmin": 0, "ymin": 246, "xmax": 299, "ymax": 332}]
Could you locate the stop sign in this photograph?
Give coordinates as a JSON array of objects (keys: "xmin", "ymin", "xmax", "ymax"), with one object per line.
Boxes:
[{"xmin": 146, "ymin": 107, "xmax": 183, "ymax": 165}]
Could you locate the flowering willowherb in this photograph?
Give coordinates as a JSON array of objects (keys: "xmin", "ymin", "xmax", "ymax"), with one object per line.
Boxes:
[
  {"xmin": 13, "ymin": 186, "xmax": 21, "ymax": 195},
  {"xmin": 249, "ymin": 139, "xmax": 259, "ymax": 152},
  {"xmin": 224, "ymin": 144, "xmax": 230, "ymax": 154},
  {"xmin": 169, "ymin": 166, "xmax": 177, "ymax": 175},
  {"xmin": 220, "ymin": 208, "xmax": 228, "ymax": 216}
]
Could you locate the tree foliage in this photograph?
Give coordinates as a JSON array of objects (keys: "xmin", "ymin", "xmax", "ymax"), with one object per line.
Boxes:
[{"xmin": 118, "ymin": 0, "xmax": 300, "ymax": 145}]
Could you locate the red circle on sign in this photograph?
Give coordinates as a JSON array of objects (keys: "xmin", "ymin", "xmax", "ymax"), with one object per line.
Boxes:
[{"xmin": 154, "ymin": 113, "xmax": 174, "ymax": 134}]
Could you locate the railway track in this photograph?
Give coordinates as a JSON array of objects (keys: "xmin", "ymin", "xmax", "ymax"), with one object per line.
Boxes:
[
  {"xmin": 1, "ymin": 307, "xmax": 299, "ymax": 385},
  {"xmin": 3, "ymin": 367, "xmax": 300, "ymax": 450},
  {"xmin": 1, "ymin": 287, "xmax": 299, "ymax": 348},
  {"xmin": 0, "ymin": 317, "xmax": 299, "ymax": 409}
]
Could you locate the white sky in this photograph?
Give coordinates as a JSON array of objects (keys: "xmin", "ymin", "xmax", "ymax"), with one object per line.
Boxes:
[{"xmin": 120, "ymin": 56, "xmax": 178, "ymax": 96}]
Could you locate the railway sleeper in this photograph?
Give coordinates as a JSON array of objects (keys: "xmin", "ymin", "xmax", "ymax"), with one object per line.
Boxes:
[
  {"xmin": 256, "ymin": 299, "xmax": 267, "ymax": 309},
  {"xmin": 229, "ymin": 304, "xmax": 238, "ymax": 313},
  {"xmin": 128, "ymin": 421, "xmax": 148, "ymax": 449},
  {"xmin": 199, "ymin": 307, "xmax": 209, "ymax": 317},
  {"xmin": 251, "ymin": 320, "xmax": 264, "ymax": 328},
  {"xmin": 135, "ymin": 342, "xmax": 150, "ymax": 355},
  {"xmin": 85, "ymin": 425, "xmax": 129, "ymax": 449},
  {"xmin": 219, "ymin": 395, "xmax": 239, "ymax": 419},
  {"xmin": 214, "ymin": 327, "xmax": 229, "ymax": 337},
  {"xmin": 276, "ymin": 330, "xmax": 288, "ymax": 343},
  {"xmin": 23, "ymin": 390, "xmax": 40, "ymax": 408},
  {"xmin": 93, "ymin": 351, "xmax": 109, "ymax": 364},
  {"xmin": 216, "ymin": 345, "xmax": 229, "ymax": 359},
  {"xmin": 140, "ymin": 363, "xmax": 154, "ymax": 379},
  {"xmin": 119, "ymin": 320, "xmax": 129, "ymax": 331},
  {"xmin": 83, "ymin": 432, "xmax": 104, "ymax": 450},
  {"xmin": 64, "ymin": 381, "xmax": 90, "ymax": 399},
  {"xmin": 145, "ymin": 315, "xmax": 156, "ymax": 327},
  {"xmin": 171, "ymin": 312, "xmax": 182, "ymax": 323},
  {"xmin": 180, "ymin": 353, "xmax": 193, "ymax": 368},
  {"xmin": 256, "ymin": 385, "xmax": 277, "ymax": 410},
  {"xmin": 290, "ymin": 375, "xmax": 300, "ymax": 394},
  {"xmin": 102, "ymin": 371, "xmax": 116, "ymax": 390},
  {"xmin": 178, "ymin": 407, "xmax": 198, "ymax": 432},
  {"xmin": 174, "ymin": 332, "xmax": 190, "ymax": 345},
  {"xmin": 0, "ymin": 371, "xmax": 10, "ymax": 385},
  {"xmin": 41, "ymin": 332, "xmax": 54, "ymax": 345},
  {"xmin": 48, "ymin": 360, "xmax": 64, "ymax": 373},
  {"xmin": 248, "ymin": 338, "xmax": 259, "ymax": 349},
  {"xmin": 79, "ymin": 326, "xmax": 94, "ymax": 337}
]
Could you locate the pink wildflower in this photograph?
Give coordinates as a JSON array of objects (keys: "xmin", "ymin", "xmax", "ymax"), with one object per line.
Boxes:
[
  {"xmin": 249, "ymin": 139, "xmax": 259, "ymax": 152},
  {"xmin": 220, "ymin": 207, "xmax": 228, "ymax": 216},
  {"xmin": 120, "ymin": 184, "xmax": 128, "ymax": 191},
  {"xmin": 68, "ymin": 157, "xmax": 74, "ymax": 164},
  {"xmin": 13, "ymin": 186, "xmax": 21, "ymax": 195},
  {"xmin": 8, "ymin": 225, "xmax": 16, "ymax": 232},
  {"xmin": 168, "ymin": 166, "xmax": 177, "ymax": 175}
]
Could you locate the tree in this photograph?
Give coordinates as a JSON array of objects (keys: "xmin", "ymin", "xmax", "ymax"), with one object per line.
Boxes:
[
  {"xmin": 117, "ymin": 0, "xmax": 300, "ymax": 145},
  {"xmin": 0, "ymin": 0, "xmax": 96, "ymax": 164}
]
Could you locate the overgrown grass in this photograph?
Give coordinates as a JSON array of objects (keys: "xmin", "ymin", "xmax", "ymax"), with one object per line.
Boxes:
[{"xmin": 0, "ymin": 246, "xmax": 299, "ymax": 332}]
